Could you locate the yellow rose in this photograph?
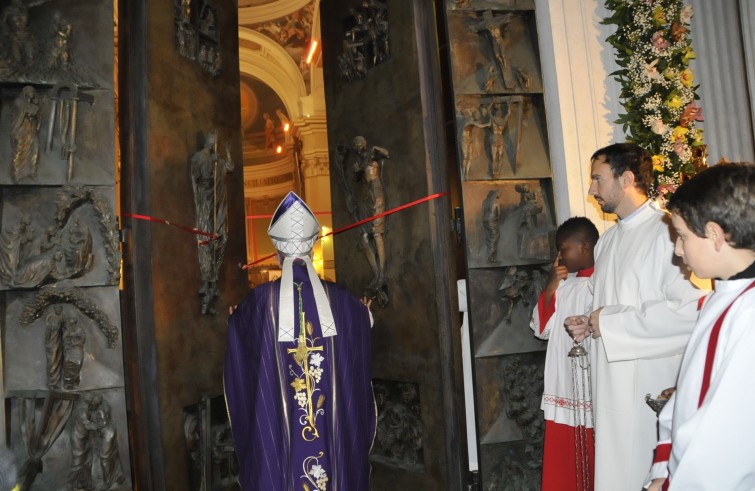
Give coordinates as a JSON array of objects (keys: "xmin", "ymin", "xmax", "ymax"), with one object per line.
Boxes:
[
  {"xmin": 666, "ymin": 93, "xmax": 684, "ymax": 109},
  {"xmin": 671, "ymin": 126, "xmax": 689, "ymax": 142},
  {"xmin": 679, "ymin": 68, "xmax": 694, "ymax": 87},
  {"xmin": 652, "ymin": 6, "xmax": 667, "ymax": 25},
  {"xmin": 683, "ymin": 47, "xmax": 697, "ymax": 63},
  {"xmin": 652, "ymin": 155, "xmax": 666, "ymax": 172},
  {"xmin": 691, "ymin": 129, "xmax": 704, "ymax": 146}
]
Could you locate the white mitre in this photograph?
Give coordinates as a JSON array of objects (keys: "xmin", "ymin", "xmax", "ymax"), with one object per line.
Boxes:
[{"xmin": 268, "ymin": 192, "xmax": 335, "ymax": 342}]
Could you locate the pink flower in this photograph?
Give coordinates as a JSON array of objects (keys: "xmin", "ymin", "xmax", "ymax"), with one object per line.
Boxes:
[
  {"xmin": 673, "ymin": 141, "xmax": 687, "ymax": 156},
  {"xmin": 680, "ymin": 5, "xmax": 693, "ymax": 24},
  {"xmin": 652, "ymin": 31, "xmax": 670, "ymax": 51},
  {"xmin": 680, "ymin": 101, "xmax": 704, "ymax": 127},
  {"xmin": 657, "ymin": 183, "xmax": 678, "ymax": 196}
]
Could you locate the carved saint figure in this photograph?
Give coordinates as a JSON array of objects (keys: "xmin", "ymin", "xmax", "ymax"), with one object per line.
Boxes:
[
  {"xmin": 482, "ymin": 190, "xmax": 501, "ymax": 263},
  {"xmin": 263, "ymin": 112, "xmax": 275, "ymax": 149},
  {"xmin": 11, "ymin": 86, "xmax": 41, "ymax": 182},
  {"xmin": 69, "ymin": 394, "xmax": 126, "ymax": 490},
  {"xmin": 45, "ymin": 305, "xmax": 65, "ymax": 389},
  {"xmin": 460, "ymin": 107, "xmax": 490, "ymax": 179},
  {"xmin": 470, "ymin": 11, "xmax": 516, "ymax": 89},
  {"xmin": 48, "ymin": 11, "xmax": 72, "ymax": 69},
  {"xmin": 351, "ymin": 136, "xmax": 389, "ymax": 298},
  {"xmin": 515, "ymin": 183, "xmax": 542, "ymax": 229},
  {"xmin": 3, "ymin": 0, "xmax": 34, "ymax": 65},
  {"xmin": 62, "ymin": 317, "xmax": 86, "ymax": 389},
  {"xmin": 190, "ymin": 131, "xmax": 234, "ymax": 314},
  {"xmin": 489, "ymin": 102, "xmax": 513, "ymax": 176}
]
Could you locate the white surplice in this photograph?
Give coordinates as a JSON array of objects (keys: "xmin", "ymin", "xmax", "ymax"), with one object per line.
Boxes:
[
  {"xmin": 646, "ymin": 277, "xmax": 755, "ymax": 490},
  {"xmin": 531, "ymin": 274, "xmax": 594, "ymax": 427},
  {"xmin": 591, "ymin": 202, "xmax": 702, "ymax": 490}
]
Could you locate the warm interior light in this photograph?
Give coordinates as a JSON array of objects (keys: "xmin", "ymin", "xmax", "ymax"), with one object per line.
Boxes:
[
  {"xmin": 276, "ymin": 145, "xmax": 283, "ymax": 153},
  {"xmin": 306, "ymin": 40, "xmax": 318, "ymax": 64},
  {"xmin": 283, "ymin": 123, "xmax": 290, "ymax": 132}
]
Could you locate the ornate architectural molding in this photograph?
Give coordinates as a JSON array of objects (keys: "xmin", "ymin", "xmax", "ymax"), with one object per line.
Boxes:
[
  {"xmin": 301, "ymin": 156, "xmax": 329, "ymax": 179},
  {"xmin": 238, "ymin": 27, "xmax": 306, "ymax": 119},
  {"xmin": 238, "ymin": 0, "xmax": 312, "ymax": 25}
]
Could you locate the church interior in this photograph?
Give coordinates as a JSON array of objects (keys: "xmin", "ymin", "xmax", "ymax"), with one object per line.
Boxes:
[{"xmin": 0, "ymin": 0, "xmax": 753, "ymax": 489}]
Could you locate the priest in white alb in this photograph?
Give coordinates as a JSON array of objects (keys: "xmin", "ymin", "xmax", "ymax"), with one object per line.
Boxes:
[{"xmin": 565, "ymin": 144, "xmax": 703, "ymax": 491}]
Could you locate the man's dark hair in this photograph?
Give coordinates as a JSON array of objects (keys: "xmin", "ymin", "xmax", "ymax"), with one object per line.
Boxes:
[
  {"xmin": 591, "ymin": 143, "xmax": 653, "ymax": 195},
  {"xmin": 668, "ymin": 162, "xmax": 755, "ymax": 250},
  {"xmin": 556, "ymin": 216, "xmax": 599, "ymax": 246}
]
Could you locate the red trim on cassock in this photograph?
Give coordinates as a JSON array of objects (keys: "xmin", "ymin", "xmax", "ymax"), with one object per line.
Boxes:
[
  {"xmin": 541, "ymin": 420, "xmax": 594, "ymax": 491},
  {"xmin": 577, "ymin": 266, "xmax": 594, "ymax": 278},
  {"xmin": 653, "ymin": 443, "xmax": 672, "ymax": 464},
  {"xmin": 537, "ymin": 291, "xmax": 556, "ymax": 334},
  {"xmin": 699, "ymin": 280, "xmax": 755, "ymax": 407}
]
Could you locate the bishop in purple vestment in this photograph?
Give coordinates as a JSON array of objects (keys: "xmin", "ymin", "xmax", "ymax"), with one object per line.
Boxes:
[{"xmin": 224, "ymin": 192, "xmax": 376, "ymax": 491}]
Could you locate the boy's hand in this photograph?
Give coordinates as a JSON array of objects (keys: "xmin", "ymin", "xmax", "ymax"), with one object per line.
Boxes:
[
  {"xmin": 646, "ymin": 478, "xmax": 666, "ymax": 491},
  {"xmin": 544, "ymin": 253, "xmax": 568, "ymax": 301}
]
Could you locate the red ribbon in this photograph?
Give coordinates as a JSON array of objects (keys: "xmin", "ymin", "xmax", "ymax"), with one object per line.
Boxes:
[
  {"xmin": 241, "ymin": 192, "xmax": 449, "ymax": 270},
  {"xmin": 122, "ymin": 192, "xmax": 449, "ymax": 267},
  {"xmin": 121, "ymin": 212, "xmax": 219, "ymax": 245}
]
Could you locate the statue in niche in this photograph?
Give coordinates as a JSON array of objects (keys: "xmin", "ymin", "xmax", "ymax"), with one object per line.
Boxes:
[
  {"xmin": 460, "ymin": 106, "xmax": 489, "ymax": 179},
  {"xmin": 190, "ymin": 130, "xmax": 235, "ymax": 315},
  {"xmin": 498, "ymin": 266, "xmax": 545, "ymax": 323},
  {"xmin": 334, "ymin": 136, "xmax": 390, "ymax": 306},
  {"xmin": 48, "ymin": 11, "xmax": 72, "ymax": 69},
  {"xmin": 11, "ymin": 86, "xmax": 42, "ymax": 182},
  {"xmin": 469, "ymin": 11, "xmax": 516, "ymax": 90},
  {"xmin": 3, "ymin": 0, "xmax": 35, "ymax": 65},
  {"xmin": 63, "ymin": 218, "xmax": 94, "ymax": 276},
  {"xmin": 276, "ymin": 108, "xmax": 293, "ymax": 144},
  {"xmin": 482, "ymin": 190, "xmax": 501, "ymax": 263},
  {"xmin": 62, "ymin": 317, "xmax": 86, "ymax": 390},
  {"xmin": 45, "ymin": 305, "xmax": 65, "ymax": 389},
  {"xmin": 263, "ymin": 112, "xmax": 275, "ymax": 149},
  {"xmin": 69, "ymin": 394, "xmax": 126, "ymax": 490},
  {"xmin": 489, "ymin": 101, "xmax": 513, "ymax": 177},
  {"xmin": 515, "ymin": 184, "xmax": 542, "ymax": 229}
]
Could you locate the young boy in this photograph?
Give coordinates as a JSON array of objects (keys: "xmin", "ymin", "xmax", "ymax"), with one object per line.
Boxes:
[
  {"xmin": 645, "ymin": 162, "xmax": 755, "ymax": 491},
  {"xmin": 531, "ymin": 216, "xmax": 599, "ymax": 491}
]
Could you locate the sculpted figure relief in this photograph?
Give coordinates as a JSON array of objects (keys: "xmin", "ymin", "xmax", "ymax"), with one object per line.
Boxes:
[
  {"xmin": 335, "ymin": 136, "xmax": 390, "ymax": 305},
  {"xmin": 482, "ymin": 190, "xmax": 501, "ymax": 263},
  {"xmin": 190, "ymin": 131, "xmax": 235, "ymax": 315},
  {"xmin": 11, "ymin": 86, "xmax": 42, "ymax": 182},
  {"xmin": 69, "ymin": 394, "xmax": 126, "ymax": 490}
]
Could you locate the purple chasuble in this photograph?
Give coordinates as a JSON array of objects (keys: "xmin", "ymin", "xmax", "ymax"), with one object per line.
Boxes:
[{"xmin": 224, "ymin": 262, "xmax": 376, "ymax": 490}]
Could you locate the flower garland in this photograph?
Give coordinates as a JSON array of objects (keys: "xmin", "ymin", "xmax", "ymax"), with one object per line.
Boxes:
[{"xmin": 603, "ymin": 0, "xmax": 704, "ymax": 195}]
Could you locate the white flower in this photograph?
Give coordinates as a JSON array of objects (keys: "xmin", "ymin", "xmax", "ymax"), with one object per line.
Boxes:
[
  {"xmin": 310, "ymin": 352, "xmax": 324, "ymax": 367},
  {"xmin": 680, "ymin": 5, "xmax": 693, "ymax": 24},
  {"xmin": 651, "ymin": 119, "xmax": 670, "ymax": 135}
]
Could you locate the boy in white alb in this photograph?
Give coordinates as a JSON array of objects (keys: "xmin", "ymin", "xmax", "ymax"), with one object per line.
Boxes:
[
  {"xmin": 531, "ymin": 217, "xmax": 599, "ymax": 491},
  {"xmin": 645, "ymin": 162, "xmax": 755, "ymax": 490}
]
